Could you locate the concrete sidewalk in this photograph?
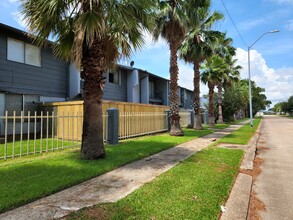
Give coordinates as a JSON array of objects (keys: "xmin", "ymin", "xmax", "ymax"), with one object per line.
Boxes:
[{"xmin": 0, "ymin": 122, "xmax": 248, "ymax": 220}]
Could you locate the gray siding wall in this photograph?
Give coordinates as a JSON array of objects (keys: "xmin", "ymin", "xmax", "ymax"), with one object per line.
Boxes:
[
  {"xmin": 183, "ymin": 90, "xmax": 193, "ymax": 109},
  {"xmin": 0, "ymin": 30, "xmax": 68, "ymax": 98},
  {"xmin": 140, "ymin": 75, "xmax": 149, "ymax": 104},
  {"xmin": 103, "ymin": 69, "xmax": 127, "ymax": 102}
]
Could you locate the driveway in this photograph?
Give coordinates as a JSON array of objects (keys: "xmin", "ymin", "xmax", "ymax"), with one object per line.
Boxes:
[{"xmin": 254, "ymin": 116, "xmax": 293, "ymax": 219}]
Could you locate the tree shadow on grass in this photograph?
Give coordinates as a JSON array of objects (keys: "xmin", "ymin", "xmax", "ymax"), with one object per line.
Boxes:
[
  {"xmin": 0, "ymin": 129, "xmax": 220, "ymax": 213},
  {"xmin": 0, "ymin": 139, "xmax": 190, "ymax": 214}
]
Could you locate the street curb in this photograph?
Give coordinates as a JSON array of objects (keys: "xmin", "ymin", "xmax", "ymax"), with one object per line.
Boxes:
[
  {"xmin": 220, "ymin": 173, "xmax": 253, "ymax": 220},
  {"xmin": 220, "ymin": 119, "xmax": 263, "ymax": 220},
  {"xmin": 240, "ymin": 119, "xmax": 263, "ymax": 170}
]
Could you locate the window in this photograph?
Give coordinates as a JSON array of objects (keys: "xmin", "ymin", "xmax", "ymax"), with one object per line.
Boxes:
[
  {"xmin": 108, "ymin": 71, "xmax": 120, "ymax": 84},
  {"xmin": 25, "ymin": 44, "xmax": 41, "ymax": 66},
  {"xmin": 7, "ymin": 38, "xmax": 24, "ymax": 63},
  {"xmin": 7, "ymin": 38, "xmax": 41, "ymax": 67}
]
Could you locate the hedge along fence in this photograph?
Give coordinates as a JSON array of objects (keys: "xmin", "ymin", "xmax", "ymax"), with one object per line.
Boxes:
[{"xmin": 41, "ymin": 100, "xmax": 169, "ymax": 142}]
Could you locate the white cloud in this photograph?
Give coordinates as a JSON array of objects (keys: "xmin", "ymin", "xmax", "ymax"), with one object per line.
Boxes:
[
  {"xmin": 235, "ymin": 48, "xmax": 293, "ymax": 104},
  {"xmin": 142, "ymin": 31, "xmax": 167, "ymax": 51},
  {"xmin": 11, "ymin": 11, "xmax": 28, "ymax": 29},
  {"xmin": 178, "ymin": 61, "xmax": 208, "ymax": 95}
]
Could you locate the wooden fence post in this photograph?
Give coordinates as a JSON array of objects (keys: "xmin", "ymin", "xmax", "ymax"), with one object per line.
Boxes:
[{"xmin": 165, "ymin": 110, "xmax": 171, "ymax": 131}]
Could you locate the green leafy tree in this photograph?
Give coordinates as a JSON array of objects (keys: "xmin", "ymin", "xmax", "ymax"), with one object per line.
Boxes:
[
  {"xmin": 153, "ymin": 0, "xmax": 187, "ymax": 136},
  {"xmin": 277, "ymin": 96, "xmax": 293, "ymax": 114},
  {"xmin": 222, "ymin": 81, "xmax": 249, "ymax": 121},
  {"xmin": 180, "ymin": 0, "xmax": 223, "ymax": 129},
  {"xmin": 272, "ymin": 102, "xmax": 284, "ymax": 113},
  {"xmin": 21, "ymin": 0, "xmax": 155, "ymax": 159},
  {"xmin": 247, "ymin": 80, "xmax": 271, "ymax": 115},
  {"xmin": 222, "ymin": 79, "xmax": 270, "ymax": 121}
]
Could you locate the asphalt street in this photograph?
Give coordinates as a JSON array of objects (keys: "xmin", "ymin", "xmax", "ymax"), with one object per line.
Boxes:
[{"xmin": 254, "ymin": 116, "xmax": 293, "ymax": 219}]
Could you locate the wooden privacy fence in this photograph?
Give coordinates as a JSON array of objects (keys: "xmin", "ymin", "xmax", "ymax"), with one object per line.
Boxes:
[
  {"xmin": 119, "ymin": 112, "xmax": 168, "ymax": 139},
  {"xmin": 0, "ymin": 100, "xmax": 200, "ymax": 160},
  {"xmin": 0, "ymin": 110, "xmax": 167, "ymax": 160},
  {"xmin": 54, "ymin": 111, "xmax": 108, "ymax": 142},
  {"xmin": 42, "ymin": 100, "xmax": 169, "ymax": 141},
  {"xmin": 179, "ymin": 110, "xmax": 192, "ymax": 127},
  {"xmin": 42, "ymin": 100, "xmax": 169, "ymax": 114}
]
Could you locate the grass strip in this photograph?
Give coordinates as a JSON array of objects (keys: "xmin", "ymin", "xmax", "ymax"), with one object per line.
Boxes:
[
  {"xmin": 0, "ymin": 129, "xmax": 213, "ymax": 213},
  {"xmin": 203, "ymin": 123, "xmax": 230, "ymax": 130},
  {"xmin": 66, "ymin": 147, "xmax": 243, "ymax": 220},
  {"xmin": 217, "ymin": 118, "xmax": 261, "ymax": 145},
  {"xmin": 0, "ymin": 139, "xmax": 74, "ymax": 159},
  {"xmin": 66, "ymin": 120, "xmax": 259, "ymax": 220},
  {"xmin": 228, "ymin": 118, "xmax": 250, "ymax": 124}
]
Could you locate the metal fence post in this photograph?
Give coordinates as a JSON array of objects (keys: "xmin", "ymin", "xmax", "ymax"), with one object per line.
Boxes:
[
  {"xmin": 107, "ymin": 108, "xmax": 119, "ymax": 145},
  {"xmin": 188, "ymin": 110, "xmax": 194, "ymax": 128},
  {"xmin": 165, "ymin": 110, "xmax": 171, "ymax": 131}
]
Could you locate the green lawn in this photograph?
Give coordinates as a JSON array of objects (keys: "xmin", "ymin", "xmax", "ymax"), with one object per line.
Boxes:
[
  {"xmin": 66, "ymin": 119, "xmax": 261, "ymax": 220},
  {"xmin": 228, "ymin": 118, "xmax": 249, "ymax": 124},
  {"xmin": 203, "ymin": 123, "xmax": 230, "ymax": 130},
  {"xmin": 0, "ymin": 128, "xmax": 213, "ymax": 213},
  {"xmin": 217, "ymin": 118, "xmax": 261, "ymax": 145},
  {"xmin": 282, "ymin": 115, "xmax": 293, "ymax": 118},
  {"xmin": 0, "ymin": 139, "xmax": 76, "ymax": 159},
  {"xmin": 67, "ymin": 147, "xmax": 243, "ymax": 220}
]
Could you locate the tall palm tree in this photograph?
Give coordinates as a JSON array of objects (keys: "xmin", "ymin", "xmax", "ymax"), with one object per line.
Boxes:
[
  {"xmin": 213, "ymin": 36, "xmax": 241, "ymax": 123},
  {"xmin": 21, "ymin": 0, "xmax": 155, "ymax": 159},
  {"xmin": 217, "ymin": 58, "xmax": 241, "ymax": 123},
  {"xmin": 153, "ymin": 0, "xmax": 187, "ymax": 136},
  {"xmin": 180, "ymin": 0, "xmax": 223, "ymax": 130},
  {"xmin": 201, "ymin": 55, "xmax": 228, "ymax": 127}
]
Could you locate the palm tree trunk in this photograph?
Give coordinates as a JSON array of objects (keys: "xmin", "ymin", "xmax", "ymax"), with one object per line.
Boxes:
[
  {"xmin": 208, "ymin": 81, "xmax": 215, "ymax": 127},
  {"xmin": 80, "ymin": 39, "xmax": 106, "ymax": 159},
  {"xmin": 169, "ymin": 41, "xmax": 183, "ymax": 136},
  {"xmin": 193, "ymin": 61, "xmax": 203, "ymax": 130},
  {"xmin": 217, "ymin": 83, "xmax": 223, "ymax": 123}
]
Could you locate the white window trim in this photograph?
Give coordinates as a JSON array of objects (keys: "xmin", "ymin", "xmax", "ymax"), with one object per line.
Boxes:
[{"xmin": 7, "ymin": 37, "xmax": 41, "ymax": 67}]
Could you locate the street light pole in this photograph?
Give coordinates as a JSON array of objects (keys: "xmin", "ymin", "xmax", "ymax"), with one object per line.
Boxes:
[{"xmin": 247, "ymin": 30, "xmax": 279, "ymax": 127}]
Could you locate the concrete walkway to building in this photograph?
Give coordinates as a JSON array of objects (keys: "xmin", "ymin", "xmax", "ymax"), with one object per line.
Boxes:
[
  {"xmin": 0, "ymin": 121, "xmax": 249, "ymax": 220},
  {"xmin": 253, "ymin": 116, "xmax": 293, "ymax": 219}
]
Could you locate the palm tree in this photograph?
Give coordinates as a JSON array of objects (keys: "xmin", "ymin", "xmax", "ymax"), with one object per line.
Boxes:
[
  {"xmin": 21, "ymin": 0, "xmax": 155, "ymax": 159},
  {"xmin": 153, "ymin": 0, "xmax": 187, "ymax": 136},
  {"xmin": 214, "ymin": 36, "xmax": 241, "ymax": 123},
  {"xmin": 217, "ymin": 58, "xmax": 241, "ymax": 123},
  {"xmin": 201, "ymin": 55, "xmax": 228, "ymax": 127},
  {"xmin": 180, "ymin": 0, "xmax": 223, "ymax": 130}
]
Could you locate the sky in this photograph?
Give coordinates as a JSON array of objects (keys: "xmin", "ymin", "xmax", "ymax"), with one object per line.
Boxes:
[{"xmin": 1, "ymin": 0, "xmax": 293, "ymax": 107}]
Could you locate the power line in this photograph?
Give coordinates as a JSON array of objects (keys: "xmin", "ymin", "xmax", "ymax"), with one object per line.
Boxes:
[{"xmin": 220, "ymin": 0, "xmax": 248, "ymax": 48}]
